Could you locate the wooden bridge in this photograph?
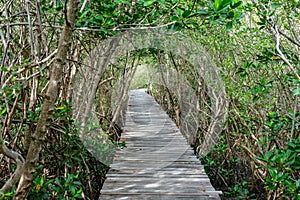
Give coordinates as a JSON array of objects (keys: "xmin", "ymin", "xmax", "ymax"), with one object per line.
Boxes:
[{"xmin": 100, "ymin": 89, "xmax": 222, "ymax": 200}]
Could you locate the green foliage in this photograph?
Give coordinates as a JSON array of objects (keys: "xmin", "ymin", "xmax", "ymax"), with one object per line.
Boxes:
[
  {"xmin": 40, "ymin": 0, "xmax": 65, "ymax": 25},
  {"xmin": 76, "ymin": 0, "xmax": 181, "ymax": 35},
  {"xmin": 199, "ymin": 134, "xmax": 258, "ymax": 199},
  {"xmin": 25, "ymin": 101, "xmax": 109, "ymax": 199},
  {"xmin": 0, "ymin": 188, "xmax": 15, "ymax": 200},
  {"xmin": 196, "ymin": 0, "xmax": 244, "ymax": 29},
  {"xmin": 257, "ymin": 138, "xmax": 300, "ymax": 199},
  {"xmin": 293, "ymin": 88, "xmax": 300, "ymax": 96},
  {"xmin": 118, "ymin": 141, "xmax": 127, "ymax": 149},
  {"xmin": 227, "ymin": 181, "xmax": 255, "ymax": 200},
  {"xmin": 28, "ymin": 174, "xmax": 83, "ymax": 199}
]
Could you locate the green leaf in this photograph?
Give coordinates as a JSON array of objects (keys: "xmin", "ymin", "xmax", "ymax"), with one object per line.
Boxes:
[
  {"xmin": 0, "ymin": 107, "xmax": 6, "ymax": 115},
  {"xmin": 226, "ymin": 22, "xmax": 233, "ymax": 30},
  {"xmin": 143, "ymin": 0, "xmax": 155, "ymax": 6},
  {"xmin": 231, "ymin": 1, "xmax": 242, "ymax": 9},
  {"xmin": 293, "ymin": 88, "xmax": 300, "ymax": 96},
  {"xmin": 227, "ymin": 11, "xmax": 234, "ymax": 19},
  {"xmin": 103, "ymin": 145, "xmax": 109, "ymax": 151},
  {"xmin": 55, "ymin": 106, "xmax": 65, "ymax": 110},
  {"xmin": 198, "ymin": 9, "xmax": 210, "ymax": 15},
  {"xmin": 268, "ymin": 112, "xmax": 276, "ymax": 119},
  {"xmin": 271, "ymin": 3, "xmax": 282, "ymax": 10},
  {"xmin": 214, "ymin": 0, "xmax": 221, "ymax": 10},
  {"xmin": 115, "ymin": 0, "xmax": 130, "ymax": 4},
  {"xmin": 55, "ymin": 178, "xmax": 61, "ymax": 187},
  {"xmin": 170, "ymin": 15, "xmax": 179, "ymax": 21},
  {"xmin": 72, "ymin": 156, "xmax": 82, "ymax": 162},
  {"xmin": 73, "ymin": 181, "xmax": 82, "ymax": 186},
  {"xmin": 79, "ymin": 9, "xmax": 90, "ymax": 19},
  {"xmin": 269, "ymin": 169, "xmax": 277, "ymax": 179},
  {"xmin": 182, "ymin": 10, "xmax": 191, "ymax": 18},
  {"xmin": 1, "ymin": 66, "xmax": 9, "ymax": 72},
  {"xmin": 265, "ymin": 151, "xmax": 272, "ymax": 160}
]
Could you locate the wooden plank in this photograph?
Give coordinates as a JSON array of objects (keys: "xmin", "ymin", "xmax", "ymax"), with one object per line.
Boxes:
[
  {"xmin": 100, "ymin": 196, "xmax": 218, "ymax": 200},
  {"xmin": 100, "ymin": 192, "xmax": 222, "ymax": 196},
  {"xmin": 107, "ymin": 170, "xmax": 207, "ymax": 176},
  {"xmin": 104, "ymin": 177, "xmax": 211, "ymax": 182},
  {"xmin": 100, "ymin": 89, "xmax": 221, "ymax": 200},
  {"xmin": 101, "ymin": 188, "xmax": 218, "ymax": 194},
  {"xmin": 106, "ymin": 174, "xmax": 209, "ymax": 178},
  {"xmin": 100, "ymin": 192, "xmax": 221, "ymax": 200}
]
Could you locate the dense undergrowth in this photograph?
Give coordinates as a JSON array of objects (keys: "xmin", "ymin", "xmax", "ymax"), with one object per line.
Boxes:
[{"xmin": 0, "ymin": 100, "xmax": 110, "ymax": 199}]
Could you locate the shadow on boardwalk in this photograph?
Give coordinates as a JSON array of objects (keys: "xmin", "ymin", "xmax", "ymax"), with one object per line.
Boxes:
[{"xmin": 100, "ymin": 89, "xmax": 222, "ymax": 200}]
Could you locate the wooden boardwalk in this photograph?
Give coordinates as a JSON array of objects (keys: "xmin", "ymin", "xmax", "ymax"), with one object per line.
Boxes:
[{"xmin": 100, "ymin": 89, "xmax": 221, "ymax": 200}]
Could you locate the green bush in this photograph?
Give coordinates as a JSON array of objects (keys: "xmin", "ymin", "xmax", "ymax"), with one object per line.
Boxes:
[
  {"xmin": 257, "ymin": 138, "xmax": 300, "ymax": 199},
  {"xmin": 28, "ymin": 174, "xmax": 83, "ymax": 199}
]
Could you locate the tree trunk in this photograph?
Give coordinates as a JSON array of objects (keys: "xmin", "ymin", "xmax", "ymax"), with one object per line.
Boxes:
[{"xmin": 14, "ymin": 1, "xmax": 80, "ymax": 198}]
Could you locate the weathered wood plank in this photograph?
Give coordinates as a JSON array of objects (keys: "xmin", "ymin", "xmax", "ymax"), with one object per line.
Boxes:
[
  {"xmin": 100, "ymin": 89, "xmax": 221, "ymax": 200},
  {"xmin": 100, "ymin": 193, "xmax": 220, "ymax": 200}
]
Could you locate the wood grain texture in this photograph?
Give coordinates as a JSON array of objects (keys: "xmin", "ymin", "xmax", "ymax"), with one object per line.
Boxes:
[{"xmin": 100, "ymin": 89, "xmax": 221, "ymax": 200}]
